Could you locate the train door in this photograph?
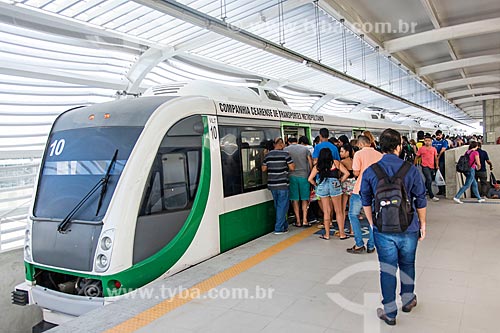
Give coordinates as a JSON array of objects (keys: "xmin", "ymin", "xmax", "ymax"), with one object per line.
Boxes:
[
  {"xmin": 281, "ymin": 122, "xmax": 311, "ymax": 144},
  {"xmin": 352, "ymin": 128, "xmax": 364, "ymax": 139}
]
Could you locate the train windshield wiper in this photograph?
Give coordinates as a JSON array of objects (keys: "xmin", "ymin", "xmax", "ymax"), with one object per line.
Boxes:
[
  {"xmin": 57, "ymin": 149, "xmax": 119, "ymax": 233},
  {"xmin": 95, "ymin": 149, "xmax": 119, "ymax": 216}
]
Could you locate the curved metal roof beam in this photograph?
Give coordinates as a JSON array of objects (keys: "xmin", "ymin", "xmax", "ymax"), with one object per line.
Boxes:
[
  {"xmin": 435, "ymin": 75, "xmax": 500, "ymax": 90},
  {"xmin": 446, "ymin": 87, "xmax": 500, "ymax": 99},
  {"xmin": 454, "ymin": 94, "xmax": 500, "ymax": 105},
  {"xmin": 311, "ymin": 94, "xmax": 336, "ymax": 113},
  {"xmin": 384, "ymin": 17, "xmax": 500, "ymax": 53},
  {"xmin": 126, "ymin": 46, "xmax": 178, "ymax": 94},
  {"xmin": 417, "ymin": 55, "xmax": 500, "ymax": 76},
  {"xmin": 0, "ymin": 60, "xmax": 126, "ymax": 90}
]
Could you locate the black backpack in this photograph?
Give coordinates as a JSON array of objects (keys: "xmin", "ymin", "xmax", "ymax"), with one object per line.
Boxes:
[
  {"xmin": 456, "ymin": 151, "xmax": 471, "ymax": 174},
  {"xmin": 371, "ymin": 162, "xmax": 414, "ymax": 233}
]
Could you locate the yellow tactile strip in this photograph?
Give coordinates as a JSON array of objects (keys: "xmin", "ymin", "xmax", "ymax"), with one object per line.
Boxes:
[{"xmin": 105, "ymin": 226, "xmax": 317, "ymax": 333}]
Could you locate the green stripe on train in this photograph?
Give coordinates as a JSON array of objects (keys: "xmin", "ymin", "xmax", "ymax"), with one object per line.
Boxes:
[
  {"xmin": 25, "ymin": 116, "xmax": 212, "ymax": 297},
  {"xmin": 219, "ymin": 200, "xmax": 275, "ymax": 253}
]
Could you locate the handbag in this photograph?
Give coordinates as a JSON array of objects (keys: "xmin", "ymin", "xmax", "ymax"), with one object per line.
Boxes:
[{"xmin": 490, "ymin": 172, "xmax": 497, "ymax": 187}]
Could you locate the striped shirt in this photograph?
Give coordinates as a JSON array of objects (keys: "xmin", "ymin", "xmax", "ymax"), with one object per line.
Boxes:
[{"xmin": 263, "ymin": 150, "xmax": 294, "ymax": 190}]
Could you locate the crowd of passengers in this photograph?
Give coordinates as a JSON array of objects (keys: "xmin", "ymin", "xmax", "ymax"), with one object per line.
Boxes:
[
  {"xmin": 261, "ymin": 127, "xmax": 497, "ymax": 325},
  {"xmin": 261, "ymin": 128, "xmax": 498, "ymax": 251}
]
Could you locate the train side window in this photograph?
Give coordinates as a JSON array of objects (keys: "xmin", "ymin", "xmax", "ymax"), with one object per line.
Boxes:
[
  {"xmin": 148, "ymin": 171, "xmax": 163, "ymax": 214},
  {"xmin": 220, "ymin": 127, "xmax": 243, "ymax": 197},
  {"xmin": 162, "ymin": 153, "xmax": 188, "ymax": 210},
  {"xmin": 219, "ymin": 126, "xmax": 280, "ymax": 197},
  {"xmin": 187, "ymin": 150, "xmax": 200, "ymax": 198},
  {"xmin": 139, "ymin": 116, "xmax": 202, "ymax": 217},
  {"xmin": 241, "ymin": 130, "xmax": 266, "ymax": 190}
]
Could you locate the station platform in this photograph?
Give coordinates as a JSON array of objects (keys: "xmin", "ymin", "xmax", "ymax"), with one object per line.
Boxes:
[{"xmin": 51, "ymin": 198, "xmax": 500, "ymax": 333}]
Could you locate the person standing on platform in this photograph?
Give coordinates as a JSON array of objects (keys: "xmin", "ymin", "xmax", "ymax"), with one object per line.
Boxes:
[
  {"xmin": 299, "ymin": 135, "xmax": 314, "ymax": 155},
  {"xmin": 415, "ymin": 131, "xmax": 425, "ymax": 151},
  {"xmin": 432, "ymin": 130, "xmax": 448, "ymax": 195},
  {"xmin": 300, "ymin": 136, "xmax": 320, "ymax": 223},
  {"xmin": 476, "ymin": 142, "xmax": 493, "ymax": 197},
  {"xmin": 340, "ymin": 144, "xmax": 355, "ymax": 234},
  {"xmin": 338, "ymin": 134, "xmax": 350, "ymax": 146},
  {"xmin": 416, "ymin": 134, "xmax": 439, "ymax": 201},
  {"xmin": 262, "ymin": 137, "xmax": 295, "ymax": 234},
  {"xmin": 363, "ymin": 130, "xmax": 377, "ymax": 149},
  {"xmin": 453, "ymin": 142, "xmax": 485, "ymax": 204},
  {"xmin": 409, "ymin": 139, "xmax": 417, "ymax": 155},
  {"xmin": 329, "ymin": 137, "xmax": 342, "ymax": 154},
  {"xmin": 308, "ymin": 148, "xmax": 349, "ymax": 240},
  {"xmin": 361, "ymin": 128, "xmax": 427, "ymax": 326},
  {"xmin": 400, "ymin": 136, "xmax": 416, "ymax": 163},
  {"xmin": 312, "ymin": 128, "xmax": 341, "ymax": 164},
  {"xmin": 445, "ymin": 135, "xmax": 454, "ymax": 149},
  {"xmin": 284, "ymin": 137, "xmax": 313, "ymax": 227},
  {"xmin": 346, "ymin": 135, "xmax": 382, "ymax": 254},
  {"xmin": 313, "ymin": 129, "xmax": 342, "ymax": 229}
]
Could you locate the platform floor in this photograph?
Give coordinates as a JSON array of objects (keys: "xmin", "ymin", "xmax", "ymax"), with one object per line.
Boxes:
[{"xmin": 52, "ymin": 198, "xmax": 500, "ymax": 333}]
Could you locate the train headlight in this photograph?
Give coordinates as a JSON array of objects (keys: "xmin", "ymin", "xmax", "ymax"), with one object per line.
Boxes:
[
  {"xmin": 94, "ymin": 229, "xmax": 114, "ymax": 272},
  {"xmin": 96, "ymin": 254, "xmax": 108, "ymax": 269},
  {"xmin": 24, "ymin": 225, "xmax": 32, "ymax": 262},
  {"xmin": 100, "ymin": 237, "xmax": 112, "ymax": 251}
]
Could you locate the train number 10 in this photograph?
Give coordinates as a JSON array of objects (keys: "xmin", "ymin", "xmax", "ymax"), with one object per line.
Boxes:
[
  {"xmin": 210, "ymin": 126, "xmax": 218, "ymax": 140},
  {"xmin": 49, "ymin": 139, "xmax": 65, "ymax": 156}
]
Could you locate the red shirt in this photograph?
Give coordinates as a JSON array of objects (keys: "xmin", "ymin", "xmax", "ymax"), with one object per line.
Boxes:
[{"xmin": 416, "ymin": 146, "xmax": 437, "ymax": 168}]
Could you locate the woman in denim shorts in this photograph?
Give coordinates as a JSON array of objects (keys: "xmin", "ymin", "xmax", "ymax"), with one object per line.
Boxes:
[{"xmin": 308, "ymin": 148, "xmax": 349, "ymax": 240}]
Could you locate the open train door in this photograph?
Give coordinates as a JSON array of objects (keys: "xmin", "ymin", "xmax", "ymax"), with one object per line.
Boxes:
[
  {"xmin": 281, "ymin": 122, "xmax": 311, "ymax": 144},
  {"xmin": 352, "ymin": 128, "xmax": 365, "ymax": 139}
]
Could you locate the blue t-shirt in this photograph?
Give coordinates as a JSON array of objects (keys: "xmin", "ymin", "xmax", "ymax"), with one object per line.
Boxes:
[
  {"xmin": 478, "ymin": 149, "xmax": 490, "ymax": 172},
  {"xmin": 432, "ymin": 139, "xmax": 448, "ymax": 161},
  {"xmin": 312, "ymin": 141, "xmax": 340, "ymax": 161},
  {"xmin": 360, "ymin": 154, "xmax": 427, "ymax": 233}
]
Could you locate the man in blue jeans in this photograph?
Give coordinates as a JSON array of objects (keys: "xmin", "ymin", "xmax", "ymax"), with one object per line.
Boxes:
[
  {"xmin": 361, "ymin": 128, "xmax": 427, "ymax": 326},
  {"xmin": 262, "ymin": 138, "xmax": 295, "ymax": 234}
]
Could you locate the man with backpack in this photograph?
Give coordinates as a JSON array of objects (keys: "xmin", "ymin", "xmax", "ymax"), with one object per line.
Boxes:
[
  {"xmin": 453, "ymin": 141, "xmax": 484, "ymax": 204},
  {"xmin": 360, "ymin": 128, "xmax": 427, "ymax": 326}
]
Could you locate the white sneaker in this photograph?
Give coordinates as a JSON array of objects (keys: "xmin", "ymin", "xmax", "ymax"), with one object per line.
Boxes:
[
  {"xmin": 478, "ymin": 198, "xmax": 486, "ymax": 203},
  {"xmin": 432, "ymin": 197, "xmax": 440, "ymax": 201},
  {"xmin": 453, "ymin": 197, "xmax": 463, "ymax": 204}
]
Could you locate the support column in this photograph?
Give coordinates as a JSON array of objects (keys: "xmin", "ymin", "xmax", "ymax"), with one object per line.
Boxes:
[{"xmin": 483, "ymin": 99, "xmax": 500, "ymax": 143}]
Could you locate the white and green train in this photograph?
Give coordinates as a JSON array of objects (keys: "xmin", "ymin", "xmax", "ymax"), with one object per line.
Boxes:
[{"xmin": 14, "ymin": 81, "xmax": 420, "ymax": 326}]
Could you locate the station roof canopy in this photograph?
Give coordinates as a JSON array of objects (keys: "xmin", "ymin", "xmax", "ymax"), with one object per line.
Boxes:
[{"xmin": 1, "ymin": 0, "xmax": 498, "ymax": 150}]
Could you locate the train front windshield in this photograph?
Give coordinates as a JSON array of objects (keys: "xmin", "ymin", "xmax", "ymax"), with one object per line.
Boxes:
[{"xmin": 34, "ymin": 126, "xmax": 143, "ymax": 221}]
